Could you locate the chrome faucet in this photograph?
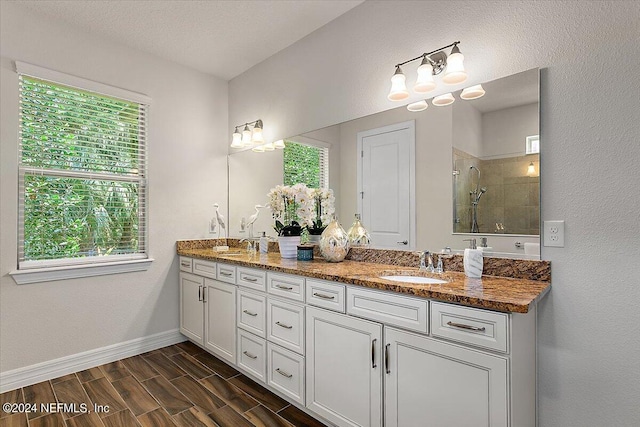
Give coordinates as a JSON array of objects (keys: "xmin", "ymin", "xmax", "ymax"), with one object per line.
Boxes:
[{"xmin": 419, "ymin": 251, "xmax": 435, "ymax": 272}]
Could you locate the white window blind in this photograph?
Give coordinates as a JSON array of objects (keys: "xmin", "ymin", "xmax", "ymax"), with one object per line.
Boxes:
[
  {"xmin": 283, "ymin": 140, "xmax": 329, "ymax": 189},
  {"xmin": 17, "ymin": 66, "xmax": 149, "ymax": 269}
]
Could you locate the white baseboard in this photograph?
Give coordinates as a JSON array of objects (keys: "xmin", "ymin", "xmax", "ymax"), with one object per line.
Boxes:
[{"xmin": 0, "ymin": 329, "xmax": 186, "ymax": 393}]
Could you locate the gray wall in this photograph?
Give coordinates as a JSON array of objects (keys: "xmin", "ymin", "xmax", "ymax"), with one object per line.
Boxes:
[
  {"xmin": 229, "ymin": 1, "xmax": 640, "ymax": 425},
  {"xmin": 0, "ymin": 3, "xmax": 229, "ymax": 371}
]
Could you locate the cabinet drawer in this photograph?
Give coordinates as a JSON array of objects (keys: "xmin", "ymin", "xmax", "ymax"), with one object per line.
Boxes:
[
  {"xmin": 347, "ymin": 287, "xmax": 429, "ymax": 334},
  {"xmin": 267, "ymin": 298, "xmax": 305, "ymax": 355},
  {"xmin": 306, "ymin": 279, "xmax": 346, "ymax": 313},
  {"xmin": 216, "ymin": 264, "xmax": 237, "ymax": 284},
  {"xmin": 237, "ymin": 329, "xmax": 267, "ymax": 384},
  {"xmin": 431, "ymin": 302, "xmax": 509, "ymax": 353},
  {"xmin": 237, "ymin": 290, "xmax": 267, "ymax": 338},
  {"xmin": 179, "ymin": 256, "xmax": 193, "ymax": 273},
  {"xmin": 237, "ymin": 267, "xmax": 267, "ymax": 292},
  {"xmin": 267, "ymin": 343, "xmax": 305, "ymax": 405},
  {"xmin": 267, "ymin": 272, "xmax": 304, "ymax": 302},
  {"xmin": 193, "ymin": 258, "xmax": 217, "ymax": 279}
]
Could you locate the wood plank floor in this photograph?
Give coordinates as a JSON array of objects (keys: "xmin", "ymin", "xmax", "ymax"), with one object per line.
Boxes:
[{"xmin": 0, "ymin": 342, "xmax": 327, "ymax": 427}]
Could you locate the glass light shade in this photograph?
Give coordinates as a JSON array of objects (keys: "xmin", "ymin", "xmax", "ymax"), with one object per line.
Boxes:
[
  {"xmin": 527, "ymin": 162, "xmax": 536, "ymax": 176},
  {"xmin": 252, "ymin": 144, "xmax": 265, "ymax": 153},
  {"xmin": 460, "ymin": 84, "xmax": 485, "ymax": 100},
  {"xmin": 442, "ymin": 51, "xmax": 467, "ymax": 85},
  {"xmin": 263, "ymin": 142, "xmax": 275, "ymax": 151},
  {"xmin": 242, "ymin": 126, "xmax": 252, "ymax": 146},
  {"xmin": 407, "ymin": 100, "xmax": 428, "ymax": 112},
  {"xmin": 251, "ymin": 127, "xmax": 264, "ymax": 143},
  {"xmin": 231, "ymin": 130, "xmax": 242, "ymax": 148},
  {"xmin": 274, "ymin": 139, "xmax": 286, "ymax": 149},
  {"xmin": 432, "ymin": 93, "xmax": 455, "ymax": 106},
  {"xmin": 414, "ymin": 62, "xmax": 436, "ymax": 93},
  {"xmin": 387, "ymin": 67, "xmax": 409, "ymax": 101}
]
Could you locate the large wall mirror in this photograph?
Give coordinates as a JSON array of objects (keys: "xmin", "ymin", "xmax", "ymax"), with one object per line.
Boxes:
[{"xmin": 228, "ymin": 69, "xmax": 540, "ymax": 258}]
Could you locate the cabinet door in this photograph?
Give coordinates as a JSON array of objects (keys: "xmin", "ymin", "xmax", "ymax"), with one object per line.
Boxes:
[
  {"xmin": 306, "ymin": 306, "xmax": 382, "ymax": 427},
  {"xmin": 180, "ymin": 273, "xmax": 204, "ymax": 345},
  {"xmin": 385, "ymin": 327, "xmax": 508, "ymax": 427},
  {"xmin": 204, "ymin": 279, "xmax": 237, "ymax": 364}
]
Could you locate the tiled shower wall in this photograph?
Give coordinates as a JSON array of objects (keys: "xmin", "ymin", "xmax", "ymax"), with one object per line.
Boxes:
[{"xmin": 454, "ymin": 148, "xmax": 540, "ymax": 235}]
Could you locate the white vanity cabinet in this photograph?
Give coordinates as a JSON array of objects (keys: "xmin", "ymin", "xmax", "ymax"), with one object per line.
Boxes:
[
  {"xmin": 306, "ymin": 306, "xmax": 383, "ymax": 427},
  {"xmin": 179, "ymin": 259, "xmax": 237, "ymax": 364},
  {"xmin": 179, "ymin": 258, "xmax": 537, "ymax": 427}
]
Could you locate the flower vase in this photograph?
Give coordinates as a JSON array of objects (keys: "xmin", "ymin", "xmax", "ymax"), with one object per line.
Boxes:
[
  {"xmin": 346, "ymin": 214, "xmax": 371, "ymax": 248},
  {"xmin": 278, "ymin": 236, "xmax": 301, "ymax": 259},
  {"xmin": 319, "ymin": 218, "xmax": 350, "ymax": 262}
]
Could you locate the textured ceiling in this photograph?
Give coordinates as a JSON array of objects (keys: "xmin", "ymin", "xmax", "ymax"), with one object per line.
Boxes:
[{"xmin": 12, "ymin": 0, "xmax": 364, "ymax": 80}]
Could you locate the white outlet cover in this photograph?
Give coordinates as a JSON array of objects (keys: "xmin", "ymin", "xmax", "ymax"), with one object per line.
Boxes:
[{"xmin": 543, "ymin": 220, "xmax": 565, "ymax": 247}]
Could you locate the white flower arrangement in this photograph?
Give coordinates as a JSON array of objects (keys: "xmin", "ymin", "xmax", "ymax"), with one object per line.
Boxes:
[{"xmin": 266, "ymin": 184, "xmax": 335, "ymax": 236}]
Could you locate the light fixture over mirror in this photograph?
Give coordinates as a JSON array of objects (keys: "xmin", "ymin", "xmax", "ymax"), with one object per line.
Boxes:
[
  {"xmin": 388, "ymin": 41, "xmax": 467, "ymax": 102},
  {"xmin": 230, "ymin": 119, "xmax": 265, "ymax": 148}
]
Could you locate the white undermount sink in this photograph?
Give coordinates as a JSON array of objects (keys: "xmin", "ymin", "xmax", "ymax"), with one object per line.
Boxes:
[{"xmin": 379, "ymin": 275, "xmax": 447, "ymax": 285}]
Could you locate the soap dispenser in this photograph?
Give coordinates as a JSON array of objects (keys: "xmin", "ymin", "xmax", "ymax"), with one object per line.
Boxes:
[
  {"xmin": 259, "ymin": 232, "xmax": 268, "ymax": 254},
  {"xmin": 463, "ymin": 238, "xmax": 483, "ymax": 278}
]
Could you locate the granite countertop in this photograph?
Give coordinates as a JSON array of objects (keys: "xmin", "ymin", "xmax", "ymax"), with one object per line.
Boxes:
[{"xmin": 177, "ymin": 246, "xmax": 550, "ymax": 314}]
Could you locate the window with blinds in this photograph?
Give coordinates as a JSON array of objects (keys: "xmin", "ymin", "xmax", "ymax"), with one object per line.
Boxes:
[
  {"xmin": 282, "ymin": 140, "xmax": 329, "ymax": 189},
  {"xmin": 18, "ymin": 71, "xmax": 148, "ymax": 269}
]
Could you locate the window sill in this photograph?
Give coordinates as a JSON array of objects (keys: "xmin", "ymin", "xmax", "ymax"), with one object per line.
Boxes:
[{"xmin": 9, "ymin": 258, "xmax": 154, "ymax": 285}]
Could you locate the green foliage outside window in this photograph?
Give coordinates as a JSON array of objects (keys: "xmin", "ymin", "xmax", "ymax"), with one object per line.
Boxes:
[
  {"xmin": 20, "ymin": 77, "xmax": 144, "ymax": 261},
  {"xmin": 283, "ymin": 141, "xmax": 321, "ymax": 188}
]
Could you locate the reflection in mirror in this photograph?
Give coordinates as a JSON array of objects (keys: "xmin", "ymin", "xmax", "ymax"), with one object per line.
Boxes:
[{"xmin": 228, "ymin": 69, "xmax": 540, "ymax": 258}]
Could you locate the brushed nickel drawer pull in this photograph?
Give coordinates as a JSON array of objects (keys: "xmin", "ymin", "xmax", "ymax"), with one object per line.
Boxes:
[
  {"xmin": 243, "ymin": 276, "xmax": 258, "ymax": 282},
  {"xmin": 276, "ymin": 368, "xmax": 293, "ymax": 378},
  {"xmin": 447, "ymin": 321, "xmax": 486, "ymax": 332},
  {"xmin": 243, "ymin": 351, "xmax": 257, "ymax": 359},
  {"xmin": 275, "ymin": 321, "xmax": 292, "ymax": 329},
  {"xmin": 220, "ymin": 271, "xmax": 233, "ymax": 277},
  {"xmin": 243, "ymin": 310, "xmax": 258, "ymax": 317},
  {"xmin": 371, "ymin": 339, "xmax": 377, "ymax": 369},
  {"xmin": 181, "ymin": 261, "xmax": 190, "ymax": 267},
  {"xmin": 313, "ymin": 292, "xmax": 335, "ymax": 300},
  {"xmin": 202, "ymin": 287, "xmax": 207, "ymax": 303},
  {"xmin": 198, "ymin": 285, "xmax": 202, "ymax": 302},
  {"xmin": 385, "ymin": 343, "xmax": 391, "ymax": 374},
  {"xmin": 275, "ymin": 284, "xmax": 293, "ymax": 290}
]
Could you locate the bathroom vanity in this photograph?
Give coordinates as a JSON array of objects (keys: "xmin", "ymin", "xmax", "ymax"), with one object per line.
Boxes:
[{"xmin": 177, "ymin": 241, "xmax": 549, "ymax": 427}]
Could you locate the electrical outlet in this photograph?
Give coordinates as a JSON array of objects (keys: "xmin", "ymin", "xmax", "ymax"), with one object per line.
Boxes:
[{"xmin": 543, "ymin": 220, "xmax": 565, "ymax": 247}]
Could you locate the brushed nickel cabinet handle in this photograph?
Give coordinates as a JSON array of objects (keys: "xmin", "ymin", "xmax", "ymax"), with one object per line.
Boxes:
[
  {"xmin": 385, "ymin": 343, "xmax": 391, "ymax": 374},
  {"xmin": 202, "ymin": 287, "xmax": 207, "ymax": 303},
  {"xmin": 181, "ymin": 261, "xmax": 190, "ymax": 267},
  {"xmin": 243, "ymin": 276, "xmax": 258, "ymax": 282},
  {"xmin": 198, "ymin": 285, "xmax": 202, "ymax": 302},
  {"xmin": 243, "ymin": 351, "xmax": 257, "ymax": 359},
  {"xmin": 447, "ymin": 321, "xmax": 486, "ymax": 332},
  {"xmin": 243, "ymin": 310, "xmax": 258, "ymax": 317},
  {"xmin": 397, "ymin": 240, "xmax": 408, "ymax": 245},
  {"xmin": 276, "ymin": 368, "xmax": 293, "ymax": 378},
  {"xmin": 220, "ymin": 271, "xmax": 233, "ymax": 277},
  {"xmin": 275, "ymin": 321, "xmax": 292, "ymax": 329},
  {"xmin": 372, "ymin": 339, "xmax": 377, "ymax": 369},
  {"xmin": 275, "ymin": 284, "xmax": 293, "ymax": 290},
  {"xmin": 313, "ymin": 292, "xmax": 335, "ymax": 300}
]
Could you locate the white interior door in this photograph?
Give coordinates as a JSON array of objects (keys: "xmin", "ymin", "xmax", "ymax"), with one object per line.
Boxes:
[{"xmin": 358, "ymin": 121, "xmax": 415, "ymax": 249}]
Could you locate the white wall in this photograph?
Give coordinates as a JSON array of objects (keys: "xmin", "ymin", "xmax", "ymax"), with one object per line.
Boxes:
[
  {"xmin": 0, "ymin": 3, "xmax": 228, "ymax": 372},
  {"xmin": 229, "ymin": 1, "xmax": 640, "ymax": 425},
  {"xmin": 452, "ymin": 98, "xmax": 482, "ymax": 157},
  {"xmin": 482, "ymin": 103, "xmax": 539, "ymax": 158}
]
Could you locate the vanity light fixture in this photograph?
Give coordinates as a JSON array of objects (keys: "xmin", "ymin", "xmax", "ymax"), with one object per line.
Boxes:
[
  {"xmin": 252, "ymin": 144, "xmax": 265, "ymax": 153},
  {"xmin": 407, "ymin": 100, "xmax": 428, "ymax": 112},
  {"xmin": 460, "ymin": 84, "xmax": 486, "ymax": 100},
  {"xmin": 387, "ymin": 41, "xmax": 467, "ymax": 102},
  {"xmin": 263, "ymin": 141, "xmax": 276, "ymax": 151},
  {"xmin": 230, "ymin": 119, "xmax": 264, "ymax": 148},
  {"xmin": 527, "ymin": 162, "xmax": 536, "ymax": 176},
  {"xmin": 432, "ymin": 93, "xmax": 455, "ymax": 106},
  {"xmin": 274, "ymin": 139, "xmax": 286, "ymax": 149}
]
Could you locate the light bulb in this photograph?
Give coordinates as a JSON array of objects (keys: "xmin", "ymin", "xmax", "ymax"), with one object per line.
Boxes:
[
  {"xmin": 251, "ymin": 120, "xmax": 264, "ymax": 143},
  {"xmin": 231, "ymin": 127, "xmax": 242, "ymax": 148},
  {"xmin": 242, "ymin": 124, "xmax": 252, "ymax": 146},
  {"xmin": 387, "ymin": 66, "xmax": 409, "ymax": 101},
  {"xmin": 414, "ymin": 57, "xmax": 436, "ymax": 93},
  {"xmin": 263, "ymin": 142, "xmax": 275, "ymax": 151},
  {"xmin": 442, "ymin": 45, "xmax": 467, "ymax": 85},
  {"xmin": 407, "ymin": 100, "xmax": 428, "ymax": 112},
  {"xmin": 527, "ymin": 162, "xmax": 536, "ymax": 176},
  {"xmin": 460, "ymin": 84, "xmax": 485, "ymax": 100},
  {"xmin": 432, "ymin": 93, "xmax": 455, "ymax": 106},
  {"xmin": 252, "ymin": 144, "xmax": 265, "ymax": 153},
  {"xmin": 274, "ymin": 139, "xmax": 285, "ymax": 149}
]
